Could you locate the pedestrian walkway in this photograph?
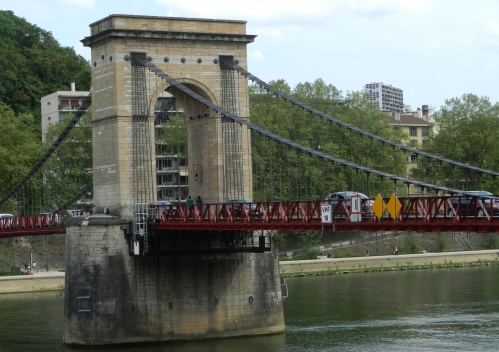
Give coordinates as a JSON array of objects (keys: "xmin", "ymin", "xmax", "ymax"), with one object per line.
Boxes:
[
  {"xmin": 280, "ymin": 249, "xmax": 499, "ymax": 275},
  {"xmin": 0, "ymin": 271, "xmax": 64, "ymax": 281},
  {"xmin": 0, "ymin": 271, "xmax": 65, "ymax": 294}
]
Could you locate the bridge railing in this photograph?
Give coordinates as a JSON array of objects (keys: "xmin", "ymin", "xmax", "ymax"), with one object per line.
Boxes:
[
  {"xmin": 150, "ymin": 196, "xmax": 499, "ymax": 232},
  {"xmin": 2, "ymin": 196, "xmax": 499, "ymax": 236}
]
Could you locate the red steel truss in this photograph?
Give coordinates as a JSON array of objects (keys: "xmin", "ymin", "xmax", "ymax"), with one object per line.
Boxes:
[{"xmin": 2, "ymin": 196, "xmax": 499, "ymax": 237}]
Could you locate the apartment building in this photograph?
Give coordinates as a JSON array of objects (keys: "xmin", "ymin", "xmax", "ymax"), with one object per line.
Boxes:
[
  {"xmin": 390, "ymin": 105, "xmax": 430, "ymax": 194},
  {"xmin": 363, "ymin": 82, "xmax": 404, "ymax": 113},
  {"xmin": 40, "ymin": 83, "xmax": 89, "ymax": 142}
]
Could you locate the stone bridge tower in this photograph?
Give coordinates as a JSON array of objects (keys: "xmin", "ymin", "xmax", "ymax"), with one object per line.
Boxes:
[
  {"xmin": 63, "ymin": 15, "xmax": 284, "ymax": 346},
  {"xmin": 83, "ymin": 14, "xmax": 255, "ymax": 218}
]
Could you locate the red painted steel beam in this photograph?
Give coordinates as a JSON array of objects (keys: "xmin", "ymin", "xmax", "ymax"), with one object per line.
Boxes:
[{"xmin": 2, "ymin": 196, "xmax": 499, "ymax": 237}]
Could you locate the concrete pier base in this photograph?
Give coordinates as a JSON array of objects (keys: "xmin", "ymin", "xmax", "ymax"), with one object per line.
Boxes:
[{"xmin": 63, "ymin": 216, "xmax": 284, "ymax": 346}]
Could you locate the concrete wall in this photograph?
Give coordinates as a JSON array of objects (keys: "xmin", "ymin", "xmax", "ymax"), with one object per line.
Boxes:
[
  {"xmin": 63, "ymin": 217, "xmax": 284, "ymax": 346},
  {"xmin": 280, "ymin": 249, "xmax": 499, "ymax": 274}
]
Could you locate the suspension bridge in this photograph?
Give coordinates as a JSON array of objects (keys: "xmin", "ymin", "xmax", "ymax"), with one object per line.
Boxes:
[
  {"xmin": 1, "ymin": 55, "xmax": 498, "ymax": 238},
  {"xmin": 1, "ymin": 14, "xmax": 499, "ymax": 346}
]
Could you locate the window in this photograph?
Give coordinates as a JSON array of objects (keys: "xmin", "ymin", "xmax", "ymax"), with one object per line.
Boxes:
[
  {"xmin": 422, "ymin": 127, "xmax": 428, "ymax": 137},
  {"xmin": 409, "ymin": 127, "xmax": 417, "ymax": 137},
  {"xmin": 157, "ymin": 159, "xmax": 173, "ymax": 170},
  {"xmin": 157, "ymin": 174, "xmax": 173, "ymax": 185},
  {"xmin": 410, "ymin": 154, "xmax": 418, "ymax": 164}
]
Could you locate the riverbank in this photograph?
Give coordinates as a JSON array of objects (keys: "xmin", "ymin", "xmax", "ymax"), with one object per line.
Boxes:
[
  {"xmin": 0, "ymin": 271, "xmax": 64, "ymax": 294},
  {"xmin": 280, "ymin": 249, "xmax": 499, "ymax": 276},
  {"xmin": 2, "ymin": 250, "xmax": 499, "ymax": 293}
]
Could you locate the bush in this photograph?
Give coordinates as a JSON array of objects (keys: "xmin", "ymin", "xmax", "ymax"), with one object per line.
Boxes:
[
  {"xmin": 435, "ymin": 233, "xmax": 449, "ymax": 252},
  {"xmin": 486, "ymin": 233, "xmax": 498, "ymax": 249},
  {"xmin": 404, "ymin": 235, "xmax": 419, "ymax": 254},
  {"xmin": 299, "ymin": 231, "xmax": 323, "ymax": 259},
  {"xmin": 272, "ymin": 231, "xmax": 287, "ymax": 250}
]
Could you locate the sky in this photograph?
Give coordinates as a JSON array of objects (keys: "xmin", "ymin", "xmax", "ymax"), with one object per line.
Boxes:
[{"xmin": 2, "ymin": 0, "xmax": 499, "ymax": 111}]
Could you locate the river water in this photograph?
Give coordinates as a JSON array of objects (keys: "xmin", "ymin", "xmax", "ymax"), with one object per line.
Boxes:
[{"xmin": 1, "ymin": 266, "xmax": 499, "ymax": 351}]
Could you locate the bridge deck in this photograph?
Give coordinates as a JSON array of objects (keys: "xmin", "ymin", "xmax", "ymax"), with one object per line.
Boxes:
[{"xmin": 2, "ymin": 197, "xmax": 499, "ymax": 237}]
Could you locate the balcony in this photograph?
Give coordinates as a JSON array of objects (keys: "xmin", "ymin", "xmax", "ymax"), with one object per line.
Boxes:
[{"xmin": 58, "ymin": 104, "xmax": 80, "ymax": 111}]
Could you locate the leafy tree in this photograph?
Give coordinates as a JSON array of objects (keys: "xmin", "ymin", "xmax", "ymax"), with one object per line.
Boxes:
[
  {"xmin": 0, "ymin": 10, "xmax": 90, "ymax": 122},
  {"xmin": 41, "ymin": 111, "xmax": 93, "ymax": 211},
  {"xmin": 414, "ymin": 94, "xmax": 499, "ymax": 192},
  {"xmin": 271, "ymin": 231, "xmax": 287, "ymax": 250},
  {"xmin": 298, "ymin": 231, "xmax": 323, "ymax": 259},
  {"xmin": 0, "ymin": 103, "xmax": 42, "ymax": 196},
  {"xmin": 435, "ymin": 233, "xmax": 449, "ymax": 252},
  {"xmin": 486, "ymin": 233, "xmax": 498, "ymax": 249},
  {"xmin": 250, "ymin": 79, "xmax": 408, "ymax": 201},
  {"xmin": 404, "ymin": 235, "xmax": 419, "ymax": 254},
  {"xmin": 159, "ymin": 114, "xmax": 187, "ymax": 158}
]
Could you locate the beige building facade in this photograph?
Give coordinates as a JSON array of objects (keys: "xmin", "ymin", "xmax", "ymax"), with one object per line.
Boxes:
[
  {"xmin": 390, "ymin": 105, "xmax": 430, "ymax": 194},
  {"xmin": 40, "ymin": 83, "xmax": 89, "ymax": 142}
]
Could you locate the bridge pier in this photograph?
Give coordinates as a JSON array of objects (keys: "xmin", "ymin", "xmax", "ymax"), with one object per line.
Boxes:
[{"xmin": 63, "ymin": 216, "xmax": 284, "ymax": 346}]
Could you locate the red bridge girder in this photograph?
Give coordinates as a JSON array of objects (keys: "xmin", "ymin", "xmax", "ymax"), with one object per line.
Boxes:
[{"xmin": 2, "ymin": 196, "xmax": 499, "ymax": 237}]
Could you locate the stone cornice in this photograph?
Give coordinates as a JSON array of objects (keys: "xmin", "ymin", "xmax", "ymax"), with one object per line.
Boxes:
[{"xmin": 82, "ymin": 29, "xmax": 256, "ymax": 47}]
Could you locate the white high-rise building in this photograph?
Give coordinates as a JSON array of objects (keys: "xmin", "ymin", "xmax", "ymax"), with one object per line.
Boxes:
[{"xmin": 363, "ymin": 82, "xmax": 404, "ymax": 113}]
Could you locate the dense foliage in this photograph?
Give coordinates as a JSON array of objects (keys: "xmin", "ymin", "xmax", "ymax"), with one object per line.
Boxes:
[
  {"xmin": 249, "ymin": 79, "xmax": 409, "ymax": 201},
  {"xmin": 413, "ymin": 94, "xmax": 499, "ymax": 192},
  {"xmin": 0, "ymin": 10, "xmax": 90, "ymax": 122},
  {"xmin": 41, "ymin": 112, "xmax": 93, "ymax": 212},
  {"xmin": 0, "ymin": 103, "xmax": 43, "ymax": 193}
]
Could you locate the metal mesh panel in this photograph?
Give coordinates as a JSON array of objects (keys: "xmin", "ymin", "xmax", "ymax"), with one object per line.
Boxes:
[{"xmin": 220, "ymin": 56, "xmax": 245, "ymax": 200}]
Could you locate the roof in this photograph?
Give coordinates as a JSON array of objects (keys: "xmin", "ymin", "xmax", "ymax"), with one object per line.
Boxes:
[{"xmin": 390, "ymin": 114, "xmax": 429, "ymax": 126}]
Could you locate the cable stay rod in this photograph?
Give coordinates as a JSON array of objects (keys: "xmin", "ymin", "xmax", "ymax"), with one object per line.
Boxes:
[
  {"xmin": 138, "ymin": 59, "xmax": 469, "ymax": 195},
  {"xmin": 0, "ymin": 93, "xmax": 92, "ymax": 207},
  {"xmin": 226, "ymin": 60, "xmax": 499, "ymax": 178}
]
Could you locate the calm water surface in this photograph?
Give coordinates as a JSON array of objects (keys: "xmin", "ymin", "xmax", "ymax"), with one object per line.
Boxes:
[{"xmin": 1, "ymin": 266, "xmax": 499, "ymax": 351}]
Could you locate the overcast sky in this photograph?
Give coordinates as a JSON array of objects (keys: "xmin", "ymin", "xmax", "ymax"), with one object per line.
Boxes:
[{"xmin": 2, "ymin": 0, "xmax": 499, "ymax": 111}]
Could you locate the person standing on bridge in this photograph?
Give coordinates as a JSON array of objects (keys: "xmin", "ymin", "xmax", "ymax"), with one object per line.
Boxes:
[
  {"xmin": 187, "ymin": 196, "xmax": 194, "ymax": 216},
  {"xmin": 196, "ymin": 196, "xmax": 203, "ymax": 213}
]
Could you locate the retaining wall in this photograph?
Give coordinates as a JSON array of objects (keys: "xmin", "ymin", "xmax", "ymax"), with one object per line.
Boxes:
[{"xmin": 280, "ymin": 249, "xmax": 499, "ymax": 274}]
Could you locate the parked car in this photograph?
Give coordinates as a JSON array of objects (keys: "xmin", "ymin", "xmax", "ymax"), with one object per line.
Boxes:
[
  {"xmin": 0, "ymin": 214, "xmax": 18, "ymax": 228},
  {"xmin": 447, "ymin": 191, "xmax": 499, "ymax": 217},
  {"xmin": 324, "ymin": 191, "xmax": 373, "ymax": 216},
  {"xmin": 224, "ymin": 199, "xmax": 260, "ymax": 218},
  {"xmin": 41, "ymin": 212, "xmax": 60, "ymax": 225},
  {"xmin": 157, "ymin": 201, "xmax": 175, "ymax": 212},
  {"xmin": 153, "ymin": 201, "xmax": 177, "ymax": 219}
]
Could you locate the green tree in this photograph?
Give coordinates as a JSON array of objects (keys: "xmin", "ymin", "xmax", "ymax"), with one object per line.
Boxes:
[
  {"xmin": 0, "ymin": 10, "xmax": 91, "ymax": 122},
  {"xmin": 486, "ymin": 233, "xmax": 498, "ymax": 249},
  {"xmin": 435, "ymin": 233, "xmax": 449, "ymax": 252},
  {"xmin": 249, "ymin": 79, "xmax": 408, "ymax": 201},
  {"xmin": 271, "ymin": 231, "xmax": 287, "ymax": 250},
  {"xmin": 404, "ymin": 235, "xmax": 419, "ymax": 254},
  {"xmin": 0, "ymin": 103, "xmax": 42, "ymax": 196},
  {"xmin": 41, "ymin": 111, "xmax": 93, "ymax": 211},
  {"xmin": 298, "ymin": 231, "xmax": 323, "ymax": 259},
  {"xmin": 414, "ymin": 94, "xmax": 499, "ymax": 192}
]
